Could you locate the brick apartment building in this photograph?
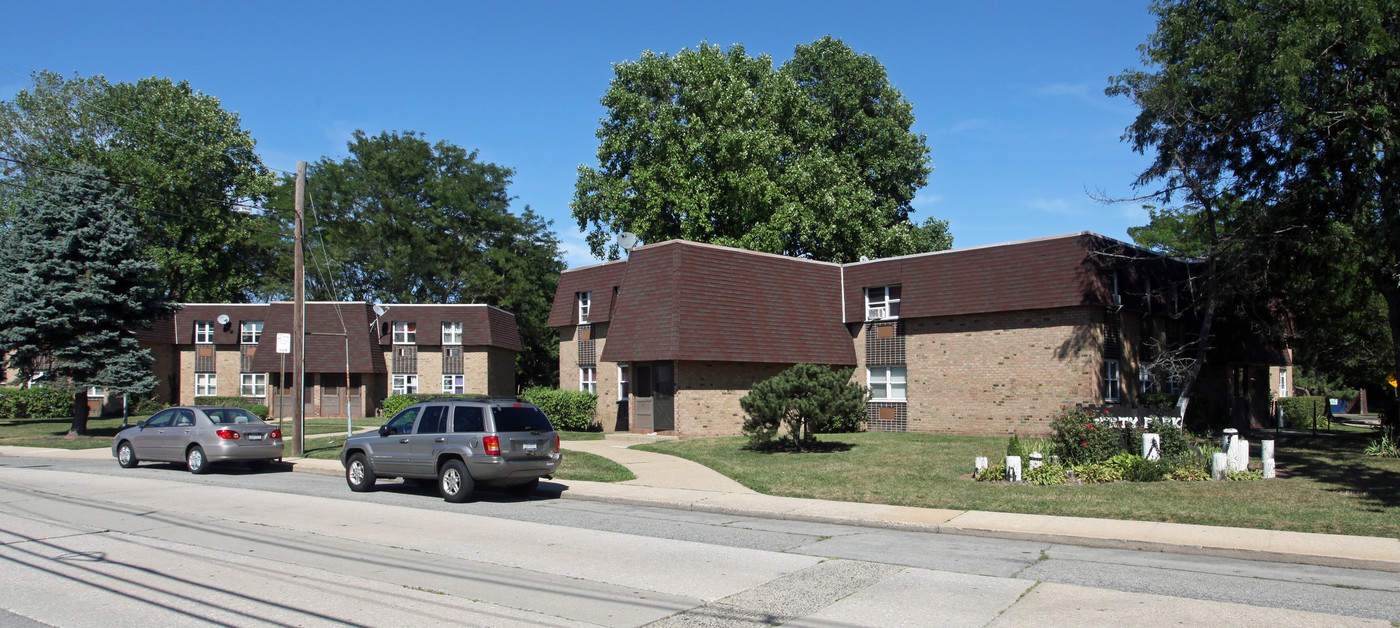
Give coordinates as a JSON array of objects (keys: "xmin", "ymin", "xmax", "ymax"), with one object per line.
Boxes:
[
  {"xmin": 549, "ymin": 233, "xmax": 1291, "ymax": 438},
  {"xmin": 127, "ymin": 302, "xmax": 520, "ymax": 417}
]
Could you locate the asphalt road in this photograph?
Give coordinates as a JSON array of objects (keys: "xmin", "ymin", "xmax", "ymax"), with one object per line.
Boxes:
[{"xmin": 1, "ymin": 454, "xmax": 1397, "ymax": 626}]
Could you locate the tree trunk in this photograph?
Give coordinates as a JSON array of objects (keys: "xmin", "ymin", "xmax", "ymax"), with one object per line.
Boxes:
[
  {"xmin": 1379, "ymin": 282, "xmax": 1400, "ymax": 437},
  {"xmin": 68, "ymin": 391, "xmax": 89, "ymax": 436}
]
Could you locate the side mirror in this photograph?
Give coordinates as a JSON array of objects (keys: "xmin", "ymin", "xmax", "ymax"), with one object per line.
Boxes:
[
  {"xmin": 137, "ymin": 420, "xmax": 147, "ymax": 429},
  {"xmin": 379, "ymin": 425, "xmax": 394, "ymax": 437}
]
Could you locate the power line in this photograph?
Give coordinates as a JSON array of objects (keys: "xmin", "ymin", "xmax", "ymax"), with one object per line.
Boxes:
[
  {"xmin": 0, "ymin": 178, "xmax": 292, "ymax": 239},
  {"xmin": 0, "ymin": 154, "xmax": 273, "ymax": 214},
  {"xmin": 0, "ymin": 64, "xmax": 300, "ymax": 179}
]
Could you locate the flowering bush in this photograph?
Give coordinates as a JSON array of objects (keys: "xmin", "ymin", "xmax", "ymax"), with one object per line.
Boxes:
[{"xmin": 1049, "ymin": 406, "xmax": 1123, "ymax": 464}]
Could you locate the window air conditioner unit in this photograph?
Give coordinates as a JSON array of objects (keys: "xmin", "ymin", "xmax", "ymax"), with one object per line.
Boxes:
[{"xmin": 867, "ymin": 306, "xmax": 887, "ymax": 320}]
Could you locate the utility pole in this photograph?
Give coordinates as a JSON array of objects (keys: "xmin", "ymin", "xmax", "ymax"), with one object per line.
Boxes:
[{"xmin": 293, "ymin": 161, "xmax": 306, "ymax": 456}]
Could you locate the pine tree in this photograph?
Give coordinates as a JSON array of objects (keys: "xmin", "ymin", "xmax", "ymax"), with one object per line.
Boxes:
[
  {"xmin": 0, "ymin": 165, "xmax": 166, "ymax": 435},
  {"xmin": 739, "ymin": 363, "xmax": 868, "ymax": 451}
]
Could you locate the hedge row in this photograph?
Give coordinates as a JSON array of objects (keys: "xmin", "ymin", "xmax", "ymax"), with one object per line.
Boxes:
[
  {"xmin": 1280, "ymin": 396, "xmax": 1330, "ymax": 429},
  {"xmin": 0, "ymin": 386, "xmax": 74, "ymax": 419},
  {"xmin": 519, "ymin": 388, "xmax": 599, "ymax": 432},
  {"xmin": 379, "ymin": 393, "xmax": 487, "ymax": 419}
]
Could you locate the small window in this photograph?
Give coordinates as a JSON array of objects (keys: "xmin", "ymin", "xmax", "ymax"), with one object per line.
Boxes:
[
  {"xmin": 1279, "ymin": 371, "xmax": 1288, "ymax": 398},
  {"xmin": 240, "ymin": 321, "xmax": 264, "ymax": 344},
  {"xmin": 392, "ymin": 374, "xmax": 419, "ymax": 395},
  {"xmin": 868, "ymin": 366, "xmax": 907, "ymax": 401},
  {"xmin": 241, "ymin": 373, "xmax": 267, "ymax": 397},
  {"xmin": 865, "ymin": 286, "xmax": 901, "ymax": 321},
  {"xmin": 452, "ymin": 405, "xmax": 486, "ymax": 432},
  {"xmin": 1139, "ymin": 366, "xmax": 1153, "ymax": 394},
  {"xmin": 195, "ymin": 372, "xmax": 217, "ymax": 396},
  {"xmin": 442, "ymin": 374, "xmax": 465, "ymax": 394},
  {"xmin": 618, "ymin": 363, "xmax": 629, "ymax": 400},
  {"xmin": 442, "ymin": 321, "xmax": 463, "ymax": 345},
  {"xmin": 1104, "ymin": 359, "xmax": 1121, "ymax": 402},
  {"xmin": 393, "ymin": 321, "xmax": 417, "ymax": 345},
  {"xmin": 87, "ymin": 387, "xmax": 105, "ymax": 399},
  {"xmin": 578, "ymin": 292, "xmax": 592, "ymax": 323},
  {"xmin": 195, "ymin": 321, "xmax": 214, "ymax": 344},
  {"xmin": 580, "ymin": 366, "xmax": 597, "ymax": 394}
]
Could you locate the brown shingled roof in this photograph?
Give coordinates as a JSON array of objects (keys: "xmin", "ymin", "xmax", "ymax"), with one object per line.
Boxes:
[
  {"xmin": 373, "ymin": 304, "xmax": 522, "ymax": 351},
  {"xmin": 598, "ymin": 241, "xmax": 855, "ymax": 365},
  {"xmin": 548, "ymin": 259, "xmax": 629, "ymax": 326}
]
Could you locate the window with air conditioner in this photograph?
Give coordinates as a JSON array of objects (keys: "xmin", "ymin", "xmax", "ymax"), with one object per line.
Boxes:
[{"xmin": 865, "ymin": 286, "xmax": 901, "ymax": 321}]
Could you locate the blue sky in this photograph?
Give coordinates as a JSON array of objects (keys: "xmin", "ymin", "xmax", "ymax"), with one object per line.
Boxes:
[{"xmin": 4, "ymin": 1, "xmax": 1161, "ymax": 268}]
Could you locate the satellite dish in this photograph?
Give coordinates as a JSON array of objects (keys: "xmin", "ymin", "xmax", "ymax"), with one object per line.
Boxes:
[
  {"xmin": 616, "ymin": 232, "xmax": 639, "ymax": 251},
  {"xmin": 373, "ymin": 304, "xmax": 388, "ymax": 317},
  {"xmin": 216, "ymin": 314, "xmax": 230, "ymax": 325}
]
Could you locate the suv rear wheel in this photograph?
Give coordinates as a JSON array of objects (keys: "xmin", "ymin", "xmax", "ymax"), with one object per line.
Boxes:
[{"xmin": 439, "ymin": 459, "xmax": 474, "ymax": 503}]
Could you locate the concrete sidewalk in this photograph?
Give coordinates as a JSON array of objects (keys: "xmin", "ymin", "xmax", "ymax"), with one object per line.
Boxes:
[{"xmin": 4, "ymin": 437, "xmax": 1399, "ymax": 574}]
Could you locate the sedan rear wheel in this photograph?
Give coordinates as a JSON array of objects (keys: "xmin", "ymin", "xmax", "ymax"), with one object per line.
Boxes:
[
  {"xmin": 439, "ymin": 460, "xmax": 474, "ymax": 503},
  {"xmin": 116, "ymin": 441, "xmax": 139, "ymax": 468},
  {"xmin": 346, "ymin": 453, "xmax": 376, "ymax": 492},
  {"xmin": 187, "ymin": 445, "xmax": 210, "ymax": 474}
]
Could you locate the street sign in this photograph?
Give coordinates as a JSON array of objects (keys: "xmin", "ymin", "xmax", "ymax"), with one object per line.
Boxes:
[{"xmin": 276, "ymin": 332, "xmax": 291, "ymax": 354}]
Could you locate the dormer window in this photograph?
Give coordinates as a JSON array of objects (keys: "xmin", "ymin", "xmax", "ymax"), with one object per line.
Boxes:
[
  {"xmin": 240, "ymin": 320, "xmax": 264, "ymax": 344},
  {"xmin": 442, "ymin": 321, "xmax": 463, "ymax": 345},
  {"xmin": 865, "ymin": 286, "xmax": 901, "ymax": 321},
  {"xmin": 194, "ymin": 321, "xmax": 214, "ymax": 344},
  {"xmin": 578, "ymin": 292, "xmax": 591, "ymax": 323},
  {"xmin": 393, "ymin": 321, "xmax": 416, "ymax": 345}
]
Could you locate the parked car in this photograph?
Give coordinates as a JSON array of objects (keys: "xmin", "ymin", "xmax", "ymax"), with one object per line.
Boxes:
[
  {"xmin": 112, "ymin": 406, "xmax": 284, "ymax": 474},
  {"xmin": 340, "ymin": 398, "xmax": 561, "ymax": 502}
]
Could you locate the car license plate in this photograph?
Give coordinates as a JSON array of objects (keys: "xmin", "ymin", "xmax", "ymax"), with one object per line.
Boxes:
[
  {"xmin": 247, "ymin": 433, "xmax": 264, "ymax": 441},
  {"xmin": 523, "ymin": 441, "xmax": 537, "ymax": 453}
]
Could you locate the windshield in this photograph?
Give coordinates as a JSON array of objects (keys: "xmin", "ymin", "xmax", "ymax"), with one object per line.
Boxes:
[{"xmin": 491, "ymin": 406, "xmax": 554, "ymax": 432}]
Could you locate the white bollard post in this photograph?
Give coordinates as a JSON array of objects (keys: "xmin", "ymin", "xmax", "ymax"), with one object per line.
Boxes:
[
  {"xmin": 1142, "ymin": 433, "xmax": 1161, "ymax": 461},
  {"xmin": 1222, "ymin": 428, "xmax": 1239, "ymax": 453},
  {"xmin": 1006, "ymin": 456, "xmax": 1022, "ymax": 482},
  {"xmin": 1262, "ymin": 440, "xmax": 1275, "ymax": 479},
  {"xmin": 1212, "ymin": 452, "xmax": 1228, "ymax": 480},
  {"xmin": 1227, "ymin": 438, "xmax": 1249, "ymax": 472},
  {"xmin": 1029, "ymin": 452, "xmax": 1043, "ymax": 470},
  {"xmin": 974, "ymin": 456, "xmax": 988, "ymax": 479}
]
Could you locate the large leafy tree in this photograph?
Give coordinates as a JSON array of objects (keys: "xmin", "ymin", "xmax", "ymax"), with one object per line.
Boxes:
[
  {"xmin": 573, "ymin": 38, "xmax": 949, "ymax": 263},
  {"xmin": 0, "ymin": 71, "xmax": 275, "ymax": 302},
  {"xmin": 0, "ymin": 166, "xmax": 166, "ymax": 434},
  {"xmin": 1109, "ymin": 0, "xmax": 1400, "ymax": 420},
  {"xmin": 267, "ymin": 130, "xmax": 566, "ymax": 388}
]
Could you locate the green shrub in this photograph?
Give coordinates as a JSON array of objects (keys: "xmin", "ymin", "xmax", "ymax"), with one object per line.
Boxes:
[
  {"xmin": 1071, "ymin": 462, "xmax": 1122, "ymax": 483},
  {"xmin": 1228, "ymin": 469, "xmax": 1264, "ymax": 481},
  {"xmin": 0, "ymin": 386, "xmax": 75, "ymax": 418},
  {"xmin": 194, "ymin": 396, "xmax": 271, "ymax": 419},
  {"xmin": 132, "ymin": 395, "xmax": 169, "ymax": 415},
  {"xmin": 519, "ymin": 387, "xmax": 599, "ymax": 432},
  {"xmin": 1139, "ymin": 392, "xmax": 1179, "ymax": 407},
  {"xmin": 1025, "ymin": 463, "xmax": 1067, "ymax": 485},
  {"xmin": 1364, "ymin": 433, "xmax": 1400, "ymax": 458},
  {"xmin": 380, "ymin": 393, "xmax": 485, "ymax": 420},
  {"xmin": 977, "ymin": 461, "xmax": 1008, "ymax": 481},
  {"xmin": 1006, "ymin": 434, "xmax": 1028, "ymax": 460},
  {"xmin": 1280, "ymin": 396, "xmax": 1329, "ymax": 429}
]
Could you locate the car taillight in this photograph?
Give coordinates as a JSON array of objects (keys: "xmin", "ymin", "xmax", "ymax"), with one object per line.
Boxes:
[
  {"xmin": 271, "ymin": 429, "xmax": 282, "ymax": 439},
  {"xmin": 215, "ymin": 429, "xmax": 241, "ymax": 440},
  {"xmin": 554, "ymin": 434, "xmax": 560, "ymax": 452},
  {"xmin": 483, "ymin": 435, "xmax": 500, "ymax": 455}
]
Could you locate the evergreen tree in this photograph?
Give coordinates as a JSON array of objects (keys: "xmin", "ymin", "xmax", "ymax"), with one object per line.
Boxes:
[
  {"xmin": 0, "ymin": 165, "xmax": 166, "ymax": 434},
  {"xmin": 739, "ymin": 363, "xmax": 868, "ymax": 451}
]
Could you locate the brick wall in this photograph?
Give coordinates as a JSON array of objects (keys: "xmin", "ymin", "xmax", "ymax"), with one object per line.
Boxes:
[
  {"xmin": 419, "ymin": 346, "xmax": 444, "ymax": 393},
  {"xmin": 558, "ymin": 326, "xmax": 579, "ymax": 391},
  {"xmin": 673, "ymin": 361, "xmax": 791, "ymax": 438},
  {"xmin": 900, "ymin": 307, "xmax": 1103, "ymax": 436}
]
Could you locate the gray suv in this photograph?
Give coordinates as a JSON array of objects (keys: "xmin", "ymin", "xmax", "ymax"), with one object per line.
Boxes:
[{"xmin": 340, "ymin": 398, "xmax": 562, "ymax": 502}]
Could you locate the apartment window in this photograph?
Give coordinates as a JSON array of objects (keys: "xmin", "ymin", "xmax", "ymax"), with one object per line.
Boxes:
[
  {"xmin": 1104, "ymin": 360, "xmax": 1121, "ymax": 402},
  {"xmin": 868, "ymin": 366, "xmax": 907, "ymax": 401},
  {"xmin": 393, "ymin": 321, "xmax": 416, "ymax": 345},
  {"xmin": 1279, "ymin": 371, "xmax": 1289, "ymax": 398},
  {"xmin": 392, "ymin": 374, "xmax": 419, "ymax": 395},
  {"xmin": 618, "ymin": 363, "xmax": 630, "ymax": 399},
  {"xmin": 1139, "ymin": 366, "xmax": 1153, "ymax": 394},
  {"xmin": 442, "ymin": 321, "xmax": 463, "ymax": 345},
  {"xmin": 865, "ymin": 286, "xmax": 902, "ymax": 321},
  {"xmin": 194, "ymin": 321, "xmax": 214, "ymax": 344},
  {"xmin": 194, "ymin": 372, "xmax": 217, "ymax": 397},
  {"xmin": 443, "ymin": 374, "xmax": 465, "ymax": 394},
  {"xmin": 240, "ymin": 320, "xmax": 264, "ymax": 344},
  {"xmin": 1168, "ymin": 376, "xmax": 1183, "ymax": 395},
  {"xmin": 87, "ymin": 387, "xmax": 105, "ymax": 399},
  {"xmin": 580, "ymin": 366, "xmax": 597, "ymax": 394},
  {"xmin": 241, "ymin": 373, "xmax": 267, "ymax": 397},
  {"xmin": 578, "ymin": 292, "xmax": 592, "ymax": 323}
]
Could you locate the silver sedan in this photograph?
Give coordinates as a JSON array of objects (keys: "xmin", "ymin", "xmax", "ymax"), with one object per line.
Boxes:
[{"xmin": 112, "ymin": 406, "xmax": 284, "ymax": 474}]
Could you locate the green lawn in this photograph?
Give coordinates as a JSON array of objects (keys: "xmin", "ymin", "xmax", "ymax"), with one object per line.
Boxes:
[
  {"xmin": 633, "ymin": 429, "xmax": 1400, "ymax": 539},
  {"xmin": 0, "ymin": 415, "xmax": 145, "ymax": 449}
]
